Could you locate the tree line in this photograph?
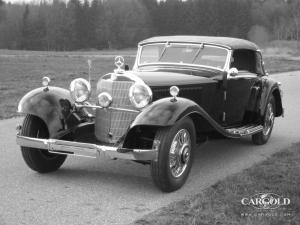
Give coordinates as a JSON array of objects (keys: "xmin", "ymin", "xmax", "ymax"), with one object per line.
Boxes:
[{"xmin": 0, "ymin": 0, "xmax": 299, "ymax": 51}]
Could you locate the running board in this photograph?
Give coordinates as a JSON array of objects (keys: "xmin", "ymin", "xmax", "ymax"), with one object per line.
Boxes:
[{"xmin": 226, "ymin": 124, "xmax": 263, "ymax": 137}]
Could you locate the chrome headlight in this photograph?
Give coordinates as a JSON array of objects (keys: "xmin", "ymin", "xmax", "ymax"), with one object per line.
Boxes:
[
  {"xmin": 70, "ymin": 78, "xmax": 91, "ymax": 103},
  {"xmin": 129, "ymin": 83, "xmax": 152, "ymax": 109}
]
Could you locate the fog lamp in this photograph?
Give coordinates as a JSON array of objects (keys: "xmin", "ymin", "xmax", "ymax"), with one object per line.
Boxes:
[{"xmin": 98, "ymin": 92, "xmax": 112, "ymax": 108}]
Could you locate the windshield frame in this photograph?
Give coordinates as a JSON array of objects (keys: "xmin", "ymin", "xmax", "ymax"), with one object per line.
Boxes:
[{"xmin": 136, "ymin": 42, "xmax": 231, "ymax": 72}]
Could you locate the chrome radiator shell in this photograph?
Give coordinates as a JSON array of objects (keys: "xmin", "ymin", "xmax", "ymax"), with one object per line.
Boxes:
[{"xmin": 95, "ymin": 77, "xmax": 138, "ymax": 144}]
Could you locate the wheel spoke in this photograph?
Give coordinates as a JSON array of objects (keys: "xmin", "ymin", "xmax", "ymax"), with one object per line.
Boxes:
[
  {"xmin": 169, "ymin": 153, "xmax": 177, "ymax": 168},
  {"xmin": 263, "ymin": 103, "xmax": 274, "ymax": 136},
  {"xmin": 178, "ymin": 132, "xmax": 184, "ymax": 146},
  {"xmin": 169, "ymin": 129, "xmax": 191, "ymax": 178},
  {"xmin": 170, "ymin": 140, "xmax": 177, "ymax": 154}
]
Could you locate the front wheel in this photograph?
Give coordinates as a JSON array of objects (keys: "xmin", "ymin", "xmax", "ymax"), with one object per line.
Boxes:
[
  {"xmin": 20, "ymin": 115, "xmax": 67, "ymax": 173},
  {"xmin": 252, "ymin": 96, "xmax": 275, "ymax": 145},
  {"xmin": 150, "ymin": 117, "xmax": 196, "ymax": 192}
]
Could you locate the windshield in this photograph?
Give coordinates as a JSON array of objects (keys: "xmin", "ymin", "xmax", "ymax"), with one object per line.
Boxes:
[{"xmin": 139, "ymin": 43, "xmax": 229, "ymax": 70}]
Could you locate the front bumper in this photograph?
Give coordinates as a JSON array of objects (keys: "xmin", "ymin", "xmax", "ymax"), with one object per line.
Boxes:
[{"xmin": 16, "ymin": 135, "xmax": 158, "ymax": 161}]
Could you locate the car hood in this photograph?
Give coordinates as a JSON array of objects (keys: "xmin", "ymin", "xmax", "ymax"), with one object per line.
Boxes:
[{"xmin": 131, "ymin": 70, "xmax": 219, "ymax": 87}]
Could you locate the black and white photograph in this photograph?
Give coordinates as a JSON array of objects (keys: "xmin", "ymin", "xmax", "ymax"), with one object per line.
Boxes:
[{"xmin": 0, "ymin": 0, "xmax": 299, "ymax": 224}]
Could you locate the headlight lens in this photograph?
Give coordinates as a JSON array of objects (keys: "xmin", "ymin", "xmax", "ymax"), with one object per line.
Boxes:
[
  {"xmin": 98, "ymin": 92, "xmax": 112, "ymax": 108},
  {"xmin": 70, "ymin": 78, "xmax": 91, "ymax": 103},
  {"xmin": 129, "ymin": 83, "xmax": 152, "ymax": 109}
]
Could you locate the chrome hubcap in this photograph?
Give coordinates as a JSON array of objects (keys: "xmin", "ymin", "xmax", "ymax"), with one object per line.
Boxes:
[
  {"xmin": 263, "ymin": 103, "xmax": 274, "ymax": 136},
  {"xmin": 169, "ymin": 129, "xmax": 191, "ymax": 178}
]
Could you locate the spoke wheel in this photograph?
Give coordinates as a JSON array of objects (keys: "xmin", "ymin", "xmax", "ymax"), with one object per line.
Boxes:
[
  {"xmin": 262, "ymin": 103, "xmax": 275, "ymax": 136},
  {"xmin": 252, "ymin": 96, "xmax": 275, "ymax": 145},
  {"xmin": 169, "ymin": 129, "xmax": 191, "ymax": 178},
  {"xmin": 150, "ymin": 117, "xmax": 196, "ymax": 192}
]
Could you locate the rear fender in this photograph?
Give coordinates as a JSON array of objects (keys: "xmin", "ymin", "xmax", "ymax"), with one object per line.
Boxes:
[
  {"xmin": 18, "ymin": 86, "xmax": 74, "ymax": 137},
  {"xmin": 259, "ymin": 78, "xmax": 283, "ymax": 117}
]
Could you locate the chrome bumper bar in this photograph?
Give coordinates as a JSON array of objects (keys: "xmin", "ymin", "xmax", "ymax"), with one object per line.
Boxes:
[{"xmin": 16, "ymin": 135, "xmax": 158, "ymax": 161}]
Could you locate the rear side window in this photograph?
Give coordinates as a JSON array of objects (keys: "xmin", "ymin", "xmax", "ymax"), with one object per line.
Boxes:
[
  {"xmin": 230, "ymin": 49, "xmax": 256, "ymax": 74},
  {"xmin": 255, "ymin": 52, "xmax": 264, "ymax": 75}
]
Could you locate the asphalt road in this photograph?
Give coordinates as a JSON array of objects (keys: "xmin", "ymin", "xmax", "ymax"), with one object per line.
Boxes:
[{"xmin": 0, "ymin": 71, "xmax": 299, "ymax": 225}]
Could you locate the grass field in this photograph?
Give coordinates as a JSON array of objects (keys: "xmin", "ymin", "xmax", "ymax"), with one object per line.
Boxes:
[
  {"xmin": 0, "ymin": 49, "xmax": 136, "ymax": 119},
  {"xmin": 134, "ymin": 143, "xmax": 300, "ymax": 225},
  {"xmin": 263, "ymin": 57, "xmax": 300, "ymax": 74},
  {"xmin": 0, "ymin": 49, "xmax": 300, "ymax": 120}
]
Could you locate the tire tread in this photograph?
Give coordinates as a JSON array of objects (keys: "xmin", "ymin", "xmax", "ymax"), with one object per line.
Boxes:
[
  {"xmin": 150, "ymin": 117, "xmax": 195, "ymax": 192},
  {"xmin": 20, "ymin": 115, "xmax": 66, "ymax": 173},
  {"xmin": 252, "ymin": 96, "xmax": 275, "ymax": 145}
]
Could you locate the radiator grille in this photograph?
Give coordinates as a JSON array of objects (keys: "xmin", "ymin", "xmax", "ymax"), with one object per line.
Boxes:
[{"xmin": 95, "ymin": 79, "xmax": 138, "ymax": 144}]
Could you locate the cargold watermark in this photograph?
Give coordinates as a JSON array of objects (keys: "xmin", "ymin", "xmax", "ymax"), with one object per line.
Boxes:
[
  {"xmin": 241, "ymin": 193, "xmax": 290, "ymax": 210},
  {"xmin": 240, "ymin": 193, "xmax": 293, "ymax": 218}
]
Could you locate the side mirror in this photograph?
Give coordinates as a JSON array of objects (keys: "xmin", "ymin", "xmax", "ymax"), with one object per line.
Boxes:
[
  {"xmin": 228, "ymin": 67, "xmax": 238, "ymax": 77},
  {"xmin": 265, "ymin": 70, "xmax": 269, "ymax": 76}
]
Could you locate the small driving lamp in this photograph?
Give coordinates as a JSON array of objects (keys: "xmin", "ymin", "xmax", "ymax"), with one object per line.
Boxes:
[{"xmin": 170, "ymin": 86, "xmax": 179, "ymax": 100}]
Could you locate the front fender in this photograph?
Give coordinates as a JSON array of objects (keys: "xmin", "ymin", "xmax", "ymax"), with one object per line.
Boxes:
[
  {"xmin": 131, "ymin": 97, "xmax": 210, "ymax": 128},
  {"xmin": 18, "ymin": 86, "xmax": 74, "ymax": 137},
  {"xmin": 127, "ymin": 97, "xmax": 238, "ymax": 144}
]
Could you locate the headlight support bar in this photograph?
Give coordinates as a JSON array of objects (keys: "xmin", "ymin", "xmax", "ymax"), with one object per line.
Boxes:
[{"xmin": 75, "ymin": 103, "xmax": 140, "ymax": 113}]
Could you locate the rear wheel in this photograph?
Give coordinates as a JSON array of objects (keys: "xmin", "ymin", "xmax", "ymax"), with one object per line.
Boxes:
[
  {"xmin": 20, "ymin": 115, "xmax": 67, "ymax": 173},
  {"xmin": 252, "ymin": 96, "xmax": 275, "ymax": 145},
  {"xmin": 150, "ymin": 117, "xmax": 196, "ymax": 192}
]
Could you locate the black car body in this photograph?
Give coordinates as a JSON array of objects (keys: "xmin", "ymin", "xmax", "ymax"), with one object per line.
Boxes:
[{"xmin": 16, "ymin": 36, "xmax": 283, "ymax": 192}]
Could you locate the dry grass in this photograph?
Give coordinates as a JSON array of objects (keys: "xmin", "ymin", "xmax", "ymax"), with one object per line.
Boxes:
[{"xmin": 134, "ymin": 143, "xmax": 300, "ymax": 225}]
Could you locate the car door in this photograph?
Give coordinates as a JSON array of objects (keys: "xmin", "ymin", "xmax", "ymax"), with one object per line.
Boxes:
[{"xmin": 224, "ymin": 50, "xmax": 263, "ymax": 126}]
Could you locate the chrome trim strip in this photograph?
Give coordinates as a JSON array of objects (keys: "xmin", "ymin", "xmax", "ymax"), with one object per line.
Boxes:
[
  {"xmin": 138, "ymin": 41, "xmax": 231, "ymax": 50},
  {"xmin": 227, "ymin": 74, "xmax": 258, "ymax": 79},
  {"xmin": 138, "ymin": 63, "xmax": 224, "ymax": 72},
  {"xmin": 102, "ymin": 71, "xmax": 145, "ymax": 84},
  {"xmin": 75, "ymin": 103, "xmax": 140, "ymax": 113},
  {"xmin": 16, "ymin": 135, "xmax": 158, "ymax": 161},
  {"xmin": 180, "ymin": 111, "xmax": 263, "ymax": 138}
]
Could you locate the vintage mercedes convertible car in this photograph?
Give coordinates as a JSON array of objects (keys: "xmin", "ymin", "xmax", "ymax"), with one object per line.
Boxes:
[{"xmin": 16, "ymin": 36, "xmax": 283, "ymax": 192}]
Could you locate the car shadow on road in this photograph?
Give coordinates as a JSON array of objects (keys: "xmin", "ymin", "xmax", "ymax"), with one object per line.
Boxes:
[{"xmin": 35, "ymin": 161, "xmax": 161, "ymax": 194}]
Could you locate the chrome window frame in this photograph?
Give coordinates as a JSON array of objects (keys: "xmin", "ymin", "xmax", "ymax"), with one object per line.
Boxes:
[{"xmin": 136, "ymin": 42, "xmax": 231, "ymax": 72}]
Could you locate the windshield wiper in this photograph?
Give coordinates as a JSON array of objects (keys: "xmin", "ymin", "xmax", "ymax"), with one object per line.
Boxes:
[
  {"xmin": 158, "ymin": 42, "xmax": 170, "ymax": 61},
  {"xmin": 192, "ymin": 44, "xmax": 204, "ymax": 63}
]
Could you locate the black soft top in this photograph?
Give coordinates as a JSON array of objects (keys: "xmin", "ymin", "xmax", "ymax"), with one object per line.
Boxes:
[{"xmin": 139, "ymin": 35, "xmax": 259, "ymax": 51}]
